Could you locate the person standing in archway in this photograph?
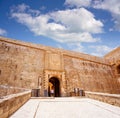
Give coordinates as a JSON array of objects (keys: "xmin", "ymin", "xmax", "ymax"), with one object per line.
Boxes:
[{"xmin": 50, "ymin": 86, "xmax": 54, "ymax": 97}]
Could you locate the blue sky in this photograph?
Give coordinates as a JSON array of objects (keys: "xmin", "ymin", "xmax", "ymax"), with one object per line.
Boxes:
[{"xmin": 0, "ymin": 0, "xmax": 120, "ymax": 57}]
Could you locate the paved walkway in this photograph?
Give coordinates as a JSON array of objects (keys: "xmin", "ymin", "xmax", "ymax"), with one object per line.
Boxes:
[{"xmin": 10, "ymin": 97, "xmax": 120, "ymax": 118}]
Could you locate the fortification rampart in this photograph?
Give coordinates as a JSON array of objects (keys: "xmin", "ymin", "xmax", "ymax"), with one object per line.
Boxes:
[{"xmin": 0, "ymin": 37, "xmax": 119, "ymax": 97}]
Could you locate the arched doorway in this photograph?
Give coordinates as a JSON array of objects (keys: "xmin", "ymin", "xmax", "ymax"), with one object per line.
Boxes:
[
  {"xmin": 48, "ymin": 77, "xmax": 60, "ymax": 97},
  {"xmin": 117, "ymin": 64, "xmax": 120, "ymax": 74}
]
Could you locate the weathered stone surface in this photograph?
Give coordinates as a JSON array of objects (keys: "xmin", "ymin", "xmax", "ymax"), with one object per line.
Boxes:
[
  {"xmin": 64, "ymin": 55, "xmax": 119, "ymax": 94},
  {"xmin": 0, "ymin": 91, "xmax": 31, "ymax": 118},
  {"xmin": 0, "ymin": 85, "xmax": 27, "ymax": 98},
  {"xmin": 0, "ymin": 38, "xmax": 45, "ymax": 90},
  {"xmin": 85, "ymin": 91, "xmax": 120, "ymax": 107},
  {"xmin": 104, "ymin": 47, "xmax": 120, "ymax": 65},
  {"xmin": 0, "ymin": 37, "xmax": 120, "ymax": 97},
  {"xmin": 104, "ymin": 47, "xmax": 120, "ymax": 91}
]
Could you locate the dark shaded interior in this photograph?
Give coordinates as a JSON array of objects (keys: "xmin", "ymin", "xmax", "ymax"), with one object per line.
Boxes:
[
  {"xmin": 48, "ymin": 77, "xmax": 60, "ymax": 97},
  {"xmin": 117, "ymin": 65, "xmax": 120, "ymax": 74}
]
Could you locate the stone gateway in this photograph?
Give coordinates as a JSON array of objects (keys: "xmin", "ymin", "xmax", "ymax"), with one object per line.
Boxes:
[{"xmin": 0, "ymin": 37, "xmax": 120, "ymax": 97}]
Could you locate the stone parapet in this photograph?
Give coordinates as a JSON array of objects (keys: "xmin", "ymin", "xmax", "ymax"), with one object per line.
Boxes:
[
  {"xmin": 0, "ymin": 85, "xmax": 30, "ymax": 98},
  {"xmin": 85, "ymin": 91, "xmax": 120, "ymax": 107},
  {"xmin": 0, "ymin": 90, "xmax": 31, "ymax": 118}
]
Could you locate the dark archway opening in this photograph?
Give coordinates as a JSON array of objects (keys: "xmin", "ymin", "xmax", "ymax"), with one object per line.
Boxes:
[
  {"xmin": 117, "ymin": 65, "xmax": 120, "ymax": 74},
  {"xmin": 48, "ymin": 77, "xmax": 60, "ymax": 97}
]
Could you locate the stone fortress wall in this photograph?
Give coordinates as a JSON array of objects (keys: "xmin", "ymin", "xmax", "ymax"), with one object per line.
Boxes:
[
  {"xmin": 0, "ymin": 37, "xmax": 120, "ymax": 97},
  {"xmin": 104, "ymin": 47, "xmax": 120, "ymax": 85}
]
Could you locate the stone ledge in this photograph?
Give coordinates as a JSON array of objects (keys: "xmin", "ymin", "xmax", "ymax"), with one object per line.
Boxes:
[
  {"xmin": 0, "ymin": 90, "xmax": 31, "ymax": 118},
  {"xmin": 85, "ymin": 91, "xmax": 120, "ymax": 97},
  {"xmin": 85, "ymin": 91, "xmax": 120, "ymax": 107},
  {"xmin": 0, "ymin": 85, "xmax": 30, "ymax": 98},
  {"xmin": 0, "ymin": 90, "xmax": 31, "ymax": 102}
]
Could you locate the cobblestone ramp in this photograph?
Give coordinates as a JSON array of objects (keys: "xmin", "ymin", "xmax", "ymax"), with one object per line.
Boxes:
[{"xmin": 10, "ymin": 98, "xmax": 120, "ymax": 118}]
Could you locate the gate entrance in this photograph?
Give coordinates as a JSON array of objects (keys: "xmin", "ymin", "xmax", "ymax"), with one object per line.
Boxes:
[{"xmin": 48, "ymin": 77, "xmax": 60, "ymax": 97}]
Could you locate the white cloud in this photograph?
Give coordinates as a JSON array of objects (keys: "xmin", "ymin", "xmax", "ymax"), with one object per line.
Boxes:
[
  {"xmin": 93, "ymin": 0, "xmax": 120, "ymax": 31},
  {"xmin": 65, "ymin": 0, "xmax": 91, "ymax": 7},
  {"xmin": 0, "ymin": 28, "xmax": 7, "ymax": 36},
  {"xmin": 109, "ymin": 28, "xmax": 114, "ymax": 32},
  {"xmin": 93, "ymin": 0, "xmax": 120, "ymax": 15},
  {"xmin": 90, "ymin": 45, "xmax": 113, "ymax": 56},
  {"xmin": 56, "ymin": 44, "xmax": 63, "ymax": 49},
  {"xmin": 65, "ymin": 0, "xmax": 120, "ymax": 31},
  {"xmin": 11, "ymin": 3, "xmax": 40, "ymax": 16},
  {"xmin": 40, "ymin": 6, "xmax": 46, "ymax": 11},
  {"xmin": 50, "ymin": 8, "xmax": 103, "ymax": 34},
  {"xmin": 17, "ymin": 3, "xmax": 29, "ymax": 12},
  {"xmin": 11, "ymin": 4, "xmax": 103, "ymax": 43},
  {"xmin": 67, "ymin": 43, "xmax": 84, "ymax": 52}
]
